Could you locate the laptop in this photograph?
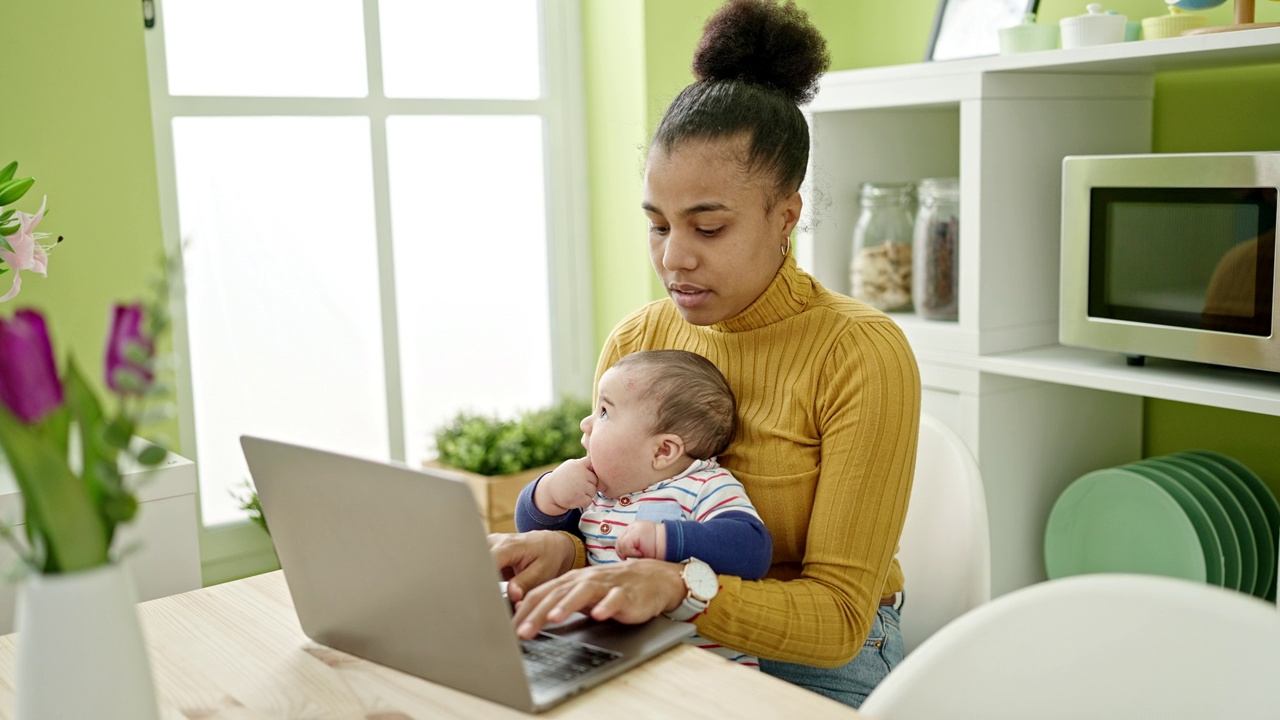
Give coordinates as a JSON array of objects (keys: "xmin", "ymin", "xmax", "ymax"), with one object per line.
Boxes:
[{"xmin": 240, "ymin": 435, "xmax": 694, "ymax": 713}]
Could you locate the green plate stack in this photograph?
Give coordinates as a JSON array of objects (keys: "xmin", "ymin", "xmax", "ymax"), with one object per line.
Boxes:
[{"xmin": 1045, "ymin": 450, "xmax": 1280, "ymax": 600}]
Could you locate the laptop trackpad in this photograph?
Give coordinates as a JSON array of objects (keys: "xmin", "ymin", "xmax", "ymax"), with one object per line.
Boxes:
[{"xmin": 548, "ymin": 614, "xmax": 691, "ymax": 657}]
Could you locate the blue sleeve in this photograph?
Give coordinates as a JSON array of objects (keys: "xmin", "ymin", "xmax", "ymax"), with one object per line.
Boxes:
[
  {"xmin": 661, "ymin": 510, "xmax": 773, "ymax": 579},
  {"xmin": 513, "ymin": 472, "xmax": 582, "ymax": 534}
]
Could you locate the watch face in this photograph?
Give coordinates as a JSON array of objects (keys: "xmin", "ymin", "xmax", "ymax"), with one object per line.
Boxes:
[{"xmin": 685, "ymin": 560, "xmax": 718, "ymax": 602}]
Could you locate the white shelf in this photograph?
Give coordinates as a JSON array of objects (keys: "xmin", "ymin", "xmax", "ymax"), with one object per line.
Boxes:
[
  {"xmin": 0, "ymin": 450, "xmax": 201, "ymax": 633},
  {"xmin": 813, "ymin": 27, "xmax": 1280, "ymax": 111},
  {"xmin": 979, "ymin": 345, "xmax": 1280, "ymax": 417},
  {"xmin": 809, "ymin": 25, "xmax": 1280, "ymax": 417},
  {"xmin": 0, "ymin": 449, "xmax": 195, "ymax": 516},
  {"xmin": 808, "ymin": 32, "xmax": 1280, "ymax": 594}
]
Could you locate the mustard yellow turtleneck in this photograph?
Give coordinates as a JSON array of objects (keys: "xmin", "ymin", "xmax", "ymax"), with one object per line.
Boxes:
[{"xmin": 594, "ymin": 253, "xmax": 920, "ymax": 667}]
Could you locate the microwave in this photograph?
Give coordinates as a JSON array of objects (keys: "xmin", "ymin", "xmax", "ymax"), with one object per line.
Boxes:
[{"xmin": 1060, "ymin": 152, "xmax": 1280, "ymax": 372}]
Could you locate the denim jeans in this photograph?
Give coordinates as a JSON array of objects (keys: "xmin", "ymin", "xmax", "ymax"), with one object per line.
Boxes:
[{"xmin": 758, "ymin": 604, "xmax": 904, "ymax": 709}]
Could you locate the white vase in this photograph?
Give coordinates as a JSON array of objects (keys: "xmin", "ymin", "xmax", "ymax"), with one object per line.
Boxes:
[{"xmin": 14, "ymin": 563, "xmax": 161, "ymax": 720}]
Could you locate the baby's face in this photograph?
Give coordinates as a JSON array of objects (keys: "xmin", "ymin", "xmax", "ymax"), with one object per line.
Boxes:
[{"xmin": 580, "ymin": 367, "xmax": 659, "ymax": 499}]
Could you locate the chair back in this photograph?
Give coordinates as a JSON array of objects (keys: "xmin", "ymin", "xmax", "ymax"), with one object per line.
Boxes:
[
  {"xmin": 897, "ymin": 413, "xmax": 990, "ymax": 653},
  {"xmin": 861, "ymin": 573, "xmax": 1280, "ymax": 719}
]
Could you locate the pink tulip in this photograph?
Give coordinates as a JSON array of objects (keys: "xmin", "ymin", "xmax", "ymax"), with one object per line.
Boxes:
[
  {"xmin": 0, "ymin": 309, "xmax": 64, "ymax": 423},
  {"xmin": 105, "ymin": 303, "xmax": 154, "ymax": 395},
  {"xmin": 0, "ymin": 196, "xmax": 52, "ymax": 302}
]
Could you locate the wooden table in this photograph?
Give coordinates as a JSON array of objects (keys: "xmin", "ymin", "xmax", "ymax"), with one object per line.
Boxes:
[{"xmin": 0, "ymin": 571, "xmax": 862, "ymax": 718}]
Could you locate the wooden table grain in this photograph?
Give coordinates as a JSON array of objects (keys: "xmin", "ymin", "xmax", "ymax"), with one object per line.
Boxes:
[{"xmin": 0, "ymin": 571, "xmax": 862, "ymax": 719}]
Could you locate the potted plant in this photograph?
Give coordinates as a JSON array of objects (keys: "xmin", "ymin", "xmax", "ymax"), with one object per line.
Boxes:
[
  {"xmin": 0, "ymin": 161, "xmax": 170, "ymax": 720},
  {"xmin": 429, "ymin": 396, "xmax": 589, "ymax": 533}
]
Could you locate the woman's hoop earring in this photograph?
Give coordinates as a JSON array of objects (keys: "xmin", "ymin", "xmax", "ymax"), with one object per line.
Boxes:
[{"xmin": 780, "ymin": 238, "xmax": 791, "ymax": 256}]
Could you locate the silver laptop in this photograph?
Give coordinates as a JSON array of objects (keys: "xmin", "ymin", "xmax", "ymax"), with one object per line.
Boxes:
[{"xmin": 240, "ymin": 435, "xmax": 694, "ymax": 713}]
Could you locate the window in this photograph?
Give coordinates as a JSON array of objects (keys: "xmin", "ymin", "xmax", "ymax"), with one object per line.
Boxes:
[{"xmin": 144, "ymin": 0, "xmax": 591, "ymax": 573}]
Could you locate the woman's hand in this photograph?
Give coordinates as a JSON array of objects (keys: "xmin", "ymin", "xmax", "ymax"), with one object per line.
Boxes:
[
  {"xmin": 488, "ymin": 530, "xmax": 577, "ymax": 602},
  {"xmin": 510, "ymin": 559, "xmax": 687, "ymax": 639}
]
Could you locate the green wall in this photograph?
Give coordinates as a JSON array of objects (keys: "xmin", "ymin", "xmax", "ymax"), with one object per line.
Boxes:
[
  {"xmin": 0, "ymin": 1, "xmax": 176, "ymax": 447},
  {"xmin": 582, "ymin": 0, "xmax": 727, "ymax": 344},
  {"xmin": 583, "ymin": 1, "xmax": 1280, "ymax": 497},
  {"xmin": 583, "ymin": 1, "xmax": 652, "ymax": 346}
]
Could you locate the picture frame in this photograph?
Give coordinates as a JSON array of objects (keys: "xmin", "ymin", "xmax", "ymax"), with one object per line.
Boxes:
[{"xmin": 926, "ymin": 0, "xmax": 1040, "ymax": 62}]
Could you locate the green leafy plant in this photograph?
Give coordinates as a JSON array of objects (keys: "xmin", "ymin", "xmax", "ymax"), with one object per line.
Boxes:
[
  {"xmin": 434, "ymin": 396, "xmax": 590, "ymax": 476},
  {"xmin": 233, "ymin": 480, "xmax": 269, "ymax": 536}
]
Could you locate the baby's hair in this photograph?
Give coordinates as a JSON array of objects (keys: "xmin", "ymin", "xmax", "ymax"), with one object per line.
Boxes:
[
  {"xmin": 651, "ymin": 0, "xmax": 829, "ymax": 200},
  {"xmin": 612, "ymin": 350, "xmax": 737, "ymax": 460}
]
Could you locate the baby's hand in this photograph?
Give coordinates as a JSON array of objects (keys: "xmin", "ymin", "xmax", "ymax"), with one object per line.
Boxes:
[
  {"xmin": 533, "ymin": 457, "xmax": 598, "ymax": 515},
  {"xmin": 615, "ymin": 520, "xmax": 666, "ymax": 561}
]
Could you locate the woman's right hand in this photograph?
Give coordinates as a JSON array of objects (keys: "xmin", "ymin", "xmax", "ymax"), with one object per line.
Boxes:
[
  {"xmin": 488, "ymin": 530, "xmax": 577, "ymax": 602},
  {"xmin": 510, "ymin": 559, "xmax": 686, "ymax": 639}
]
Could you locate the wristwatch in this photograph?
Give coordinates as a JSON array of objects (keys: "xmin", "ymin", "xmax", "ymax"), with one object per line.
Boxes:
[{"xmin": 664, "ymin": 558, "xmax": 718, "ymax": 622}]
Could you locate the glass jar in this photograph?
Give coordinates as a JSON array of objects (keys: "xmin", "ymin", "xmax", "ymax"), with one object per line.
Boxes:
[
  {"xmin": 850, "ymin": 181, "xmax": 915, "ymax": 312},
  {"xmin": 912, "ymin": 178, "xmax": 960, "ymax": 321}
]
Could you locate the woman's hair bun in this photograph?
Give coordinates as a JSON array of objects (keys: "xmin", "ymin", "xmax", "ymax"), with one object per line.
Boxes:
[{"xmin": 692, "ymin": 0, "xmax": 830, "ymax": 105}]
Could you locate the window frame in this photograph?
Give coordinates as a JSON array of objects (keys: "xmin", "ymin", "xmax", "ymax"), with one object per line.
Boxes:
[{"xmin": 144, "ymin": 0, "xmax": 592, "ymax": 584}]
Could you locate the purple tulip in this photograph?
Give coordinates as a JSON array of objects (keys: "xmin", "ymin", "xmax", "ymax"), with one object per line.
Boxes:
[
  {"xmin": 105, "ymin": 303, "xmax": 154, "ymax": 395},
  {"xmin": 0, "ymin": 309, "xmax": 64, "ymax": 423}
]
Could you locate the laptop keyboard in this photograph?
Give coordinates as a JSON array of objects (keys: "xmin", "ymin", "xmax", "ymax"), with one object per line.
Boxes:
[{"xmin": 521, "ymin": 632, "xmax": 622, "ymax": 689}]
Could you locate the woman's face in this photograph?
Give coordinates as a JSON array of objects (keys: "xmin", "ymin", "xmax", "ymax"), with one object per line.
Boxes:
[{"xmin": 643, "ymin": 137, "xmax": 802, "ymax": 326}]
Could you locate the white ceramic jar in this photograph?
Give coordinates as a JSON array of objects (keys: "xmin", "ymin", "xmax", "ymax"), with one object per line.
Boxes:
[{"xmin": 1060, "ymin": 3, "xmax": 1128, "ymax": 48}]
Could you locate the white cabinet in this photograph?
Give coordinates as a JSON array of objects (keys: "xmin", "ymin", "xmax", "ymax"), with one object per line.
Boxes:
[
  {"xmin": 800, "ymin": 29, "xmax": 1280, "ymax": 594},
  {"xmin": 0, "ymin": 452, "xmax": 201, "ymax": 633}
]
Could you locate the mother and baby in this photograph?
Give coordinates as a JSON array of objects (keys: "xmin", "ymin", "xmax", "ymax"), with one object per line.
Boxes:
[{"xmin": 488, "ymin": 0, "xmax": 920, "ymax": 708}]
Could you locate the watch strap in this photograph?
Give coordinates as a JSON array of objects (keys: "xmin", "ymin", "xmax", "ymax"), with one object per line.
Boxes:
[{"xmin": 664, "ymin": 593, "xmax": 709, "ymax": 622}]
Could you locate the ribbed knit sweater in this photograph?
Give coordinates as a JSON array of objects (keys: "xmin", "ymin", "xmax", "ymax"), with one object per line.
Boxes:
[{"xmin": 591, "ymin": 253, "xmax": 920, "ymax": 667}]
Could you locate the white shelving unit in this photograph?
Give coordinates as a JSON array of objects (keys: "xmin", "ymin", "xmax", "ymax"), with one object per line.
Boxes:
[
  {"xmin": 799, "ymin": 28, "xmax": 1280, "ymax": 595},
  {"xmin": 0, "ymin": 451, "xmax": 202, "ymax": 634}
]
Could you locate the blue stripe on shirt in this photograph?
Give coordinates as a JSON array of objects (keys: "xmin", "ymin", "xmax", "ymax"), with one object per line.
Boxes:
[{"xmin": 691, "ymin": 481, "xmax": 750, "ymax": 515}]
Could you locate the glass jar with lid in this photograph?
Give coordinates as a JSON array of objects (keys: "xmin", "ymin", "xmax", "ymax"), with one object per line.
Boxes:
[
  {"xmin": 850, "ymin": 181, "xmax": 915, "ymax": 312},
  {"xmin": 912, "ymin": 178, "xmax": 960, "ymax": 321}
]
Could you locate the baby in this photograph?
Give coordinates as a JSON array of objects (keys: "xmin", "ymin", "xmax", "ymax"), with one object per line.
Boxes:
[{"xmin": 515, "ymin": 349, "xmax": 772, "ymax": 664}]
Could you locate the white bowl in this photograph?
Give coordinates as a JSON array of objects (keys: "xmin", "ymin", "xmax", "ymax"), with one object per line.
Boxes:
[
  {"xmin": 999, "ymin": 22, "xmax": 1060, "ymax": 53},
  {"xmin": 1060, "ymin": 3, "xmax": 1127, "ymax": 48},
  {"xmin": 1142, "ymin": 10, "xmax": 1208, "ymax": 39}
]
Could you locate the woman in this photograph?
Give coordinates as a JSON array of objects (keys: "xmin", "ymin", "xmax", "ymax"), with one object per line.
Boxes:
[{"xmin": 490, "ymin": 0, "xmax": 920, "ymax": 707}]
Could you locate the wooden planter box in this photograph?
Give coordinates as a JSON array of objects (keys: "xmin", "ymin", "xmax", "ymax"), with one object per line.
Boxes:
[{"xmin": 423, "ymin": 461, "xmax": 556, "ymax": 533}]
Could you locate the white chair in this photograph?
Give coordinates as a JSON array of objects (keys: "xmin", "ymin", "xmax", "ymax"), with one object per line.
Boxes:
[
  {"xmin": 897, "ymin": 413, "xmax": 991, "ymax": 654},
  {"xmin": 861, "ymin": 573, "xmax": 1280, "ymax": 719}
]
